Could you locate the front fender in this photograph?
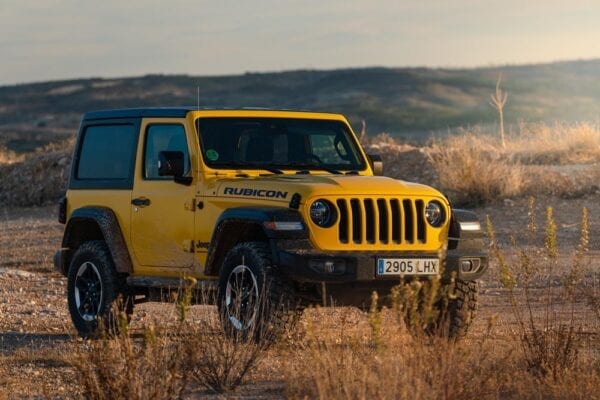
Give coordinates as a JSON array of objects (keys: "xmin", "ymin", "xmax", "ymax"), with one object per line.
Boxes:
[{"xmin": 204, "ymin": 207, "xmax": 307, "ymax": 276}]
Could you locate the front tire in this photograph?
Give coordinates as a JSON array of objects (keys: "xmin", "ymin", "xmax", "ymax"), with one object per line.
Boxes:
[
  {"xmin": 67, "ymin": 241, "xmax": 132, "ymax": 338},
  {"xmin": 217, "ymin": 242, "xmax": 298, "ymax": 341},
  {"xmin": 444, "ymin": 279, "xmax": 478, "ymax": 339},
  {"xmin": 403, "ymin": 279, "xmax": 478, "ymax": 339}
]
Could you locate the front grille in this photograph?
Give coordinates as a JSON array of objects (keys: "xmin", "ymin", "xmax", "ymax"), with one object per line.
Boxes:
[{"xmin": 336, "ymin": 198, "xmax": 427, "ymax": 245}]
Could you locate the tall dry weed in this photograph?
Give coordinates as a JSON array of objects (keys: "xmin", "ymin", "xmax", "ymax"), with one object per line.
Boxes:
[
  {"xmin": 71, "ymin": 280, "xmax": 275, "ymax": 398},
  {"xmin": 71, "ymin": 313, "xmax": 186, "ymax": 400},
  {"xmin": 285, "ymin": 307, "xmax": 502, "ymax": 400},
  {"xmin": 181, "ymin": 283, "xmax": 275, "ymax": 394},
  {"xmin": 487, "ymin": 199, "xmax": 592, "ymax": 379}
]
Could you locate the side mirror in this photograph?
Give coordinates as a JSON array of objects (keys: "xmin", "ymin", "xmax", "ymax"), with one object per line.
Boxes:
[
  {"xmin": 158, "ymin": 151, "xmax": 192, "ymax": 185},
  {"xmin": 367, "ymin": 154, "xmax": 383, "ymax": 176}
]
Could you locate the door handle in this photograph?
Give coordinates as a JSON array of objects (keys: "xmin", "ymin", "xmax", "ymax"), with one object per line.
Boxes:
[{"xmin": 131, "ymin": 197, "xmax": 151, "ymax": 207}]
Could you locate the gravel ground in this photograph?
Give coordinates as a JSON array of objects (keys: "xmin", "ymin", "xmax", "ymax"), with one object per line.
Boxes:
[{"xmin": 0, "ymin": 195, "xmax": 598, "ymax": 398}]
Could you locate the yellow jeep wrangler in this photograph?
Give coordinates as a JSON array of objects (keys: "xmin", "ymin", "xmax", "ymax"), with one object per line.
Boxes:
[{"xmin": 54, "ymin": 108, "xmax": 487, "ymax": 338}]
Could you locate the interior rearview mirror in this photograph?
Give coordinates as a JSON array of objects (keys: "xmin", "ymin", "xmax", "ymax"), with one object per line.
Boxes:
[{"xmin": 367, "ymin": 154, "xmax": 383, "ymax": 176}]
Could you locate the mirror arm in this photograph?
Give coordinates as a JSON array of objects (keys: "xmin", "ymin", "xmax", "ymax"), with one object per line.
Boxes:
[{"xmin": 174, "ymin": 175, "xmax": 193, "ymax": 186}]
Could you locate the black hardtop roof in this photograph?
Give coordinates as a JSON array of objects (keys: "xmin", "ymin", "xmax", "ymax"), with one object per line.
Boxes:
[{"xmin": 82, "ymin": 107, "xmax": 325, "ymax": 120}]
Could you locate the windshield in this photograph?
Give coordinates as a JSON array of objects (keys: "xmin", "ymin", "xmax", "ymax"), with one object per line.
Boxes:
[{"xmin": 196, "ymin": 117, "xmax": 366, "ymax": 172}]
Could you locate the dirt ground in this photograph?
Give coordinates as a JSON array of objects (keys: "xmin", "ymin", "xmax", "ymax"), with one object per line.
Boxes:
[{"xmin": 0, "ymin": 194, "xmax": 598, "ymax": 398}]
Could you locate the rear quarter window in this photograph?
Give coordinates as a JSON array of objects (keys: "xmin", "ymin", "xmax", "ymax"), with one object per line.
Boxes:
[{"xmin": 71, "ymin": 122, "xmax": 138, "ymax": 189}]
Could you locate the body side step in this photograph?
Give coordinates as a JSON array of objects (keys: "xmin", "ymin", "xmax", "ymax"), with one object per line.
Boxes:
[{"xmin": 126, "ymin": 276, "xmax": 217, "ymax": 289}]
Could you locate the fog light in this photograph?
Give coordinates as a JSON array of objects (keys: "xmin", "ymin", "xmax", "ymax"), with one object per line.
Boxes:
[
  {"xmin": 461, "ymin": 260, "xmax": 474, "ymax": 273},
  {"xmin": 460, "ymin": 258, "xmax": 481, "ymax": 273}
]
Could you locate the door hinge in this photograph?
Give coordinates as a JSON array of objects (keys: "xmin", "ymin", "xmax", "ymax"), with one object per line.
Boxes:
[
  {"xmin": 184, "ymin": 198, "xmax": 196, "ymax": 211},
  {"xmin": 182, "ymin": 240, "xmax": 194, "ymax": 253}
]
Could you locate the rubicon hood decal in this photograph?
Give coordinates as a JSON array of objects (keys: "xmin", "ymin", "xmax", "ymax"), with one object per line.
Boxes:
[{"xmin": 223, "ymin": 187, "xmax": 288, "ymax": 199}]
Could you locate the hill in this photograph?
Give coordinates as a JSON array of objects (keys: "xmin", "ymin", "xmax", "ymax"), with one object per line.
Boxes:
[{"xmin": 0, "ymin": 59, "xmax": 599, "ymax": 152}]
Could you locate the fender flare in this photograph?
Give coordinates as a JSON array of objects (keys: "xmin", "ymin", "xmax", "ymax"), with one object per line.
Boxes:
[
  {"xmin": 62, "ymin": 207, "xmax": 133, "ymax": 274},
  {"xmin": 204, "ymin": 207, "xmax": 307, "ymax": 276},
  {"xmin": 448, "ymin": 208, "xmax": 484, "ymax": 250}
]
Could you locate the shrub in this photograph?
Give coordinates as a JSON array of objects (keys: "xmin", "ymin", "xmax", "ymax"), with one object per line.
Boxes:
[
  {"xmin": 428, "ymin": 133, "xmax": 525, "ymax": 205},
  {"xmin": 182, "ymin": 285, "xmax": 275, "ymax": 394},
  {"xmin": 487, "ymin": 198, "xmax": 590, "ymax": 379},
  {"xmin": 284, "ymin": 306, "xmax": 502, "ymax": 400},
  {"xmin": 71, "ymin": 313, "xmax": 186, "ymax": 400}
]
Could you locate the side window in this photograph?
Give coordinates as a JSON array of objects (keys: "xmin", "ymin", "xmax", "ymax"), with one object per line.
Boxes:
[
  {"xmin": 144, "ymin": 124, "xmax": 190, "ymax": 179},
  {"xmin": 77, "ymin": 124, "xmax": 136, "ymax": 180}
]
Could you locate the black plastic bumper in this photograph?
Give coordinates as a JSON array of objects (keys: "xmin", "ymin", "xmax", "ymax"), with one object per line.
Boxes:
[
  {"xmin": 53, "ymin": 249, "xmax": 69, "ymax": 276},
  {"xmin": 276, "ymin": 247, "xmax": 487, "ymax": 284}
]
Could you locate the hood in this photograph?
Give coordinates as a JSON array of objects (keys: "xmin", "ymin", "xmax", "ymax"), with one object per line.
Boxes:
[{"xmin": 210, "ymin": 174, "xmax": 446, "ymax": 203}]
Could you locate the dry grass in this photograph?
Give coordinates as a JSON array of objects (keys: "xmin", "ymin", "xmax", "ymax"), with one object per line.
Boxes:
[
  {"xmin": 73, "ymin": 323, "xmax": 186, "ymax": 400},
  {"xmin": 507, "ymin": 122, "xmax": 600, "ymax": 165},
  {"xmin": 62, "ymin": 198, "xmax": 599, "ymax": 400},
  {"xmin": 2, "ymin": 122, "xmax": 598, "ymax": 207},
  {"xmin": 425, "ymin": 123, "xmax": 600, "ymax": 204},
  {"xmin": 180, "ymin": 283, "xmax": 276, "ymax": 394},
  {"xmin": 1, "ymin": 124, "xmax": 599, "ymax": 398},
  {"xmin": 0, "ymin": 138, "xmax": 73, "ymax": 207},
  {"xmin": 283, "ymin": 309, "xmax": 599, "ymax": 400},
  {"xmin": 358, "ymin": 122, "xmax": 600, "ymax": 205},
  {"xmin": 284, "ymin": 307, "xmax": 504, "ymax": 400},
  {"xmin": 488, "ymin": 200, "xmax": 593, "ymax": 378},
  {"xmin": 70, "ymin": 283, "xmax": 277, "ymax": 398},
  {"xmin": 0, "ymin": 146, "xmax": 24, "ymax": 164},
  {"xmin": 280, "ymin": 201, "xmax": 599, "ymax": 400},
  {"xmin": 428, "ymin": 133, "xmax": 526, "ymax": 204}
]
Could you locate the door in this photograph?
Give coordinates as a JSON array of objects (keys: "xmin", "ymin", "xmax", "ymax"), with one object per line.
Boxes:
[{"xmin": 130, "ymin": 121, "xmax": 196, "ymax": 268}]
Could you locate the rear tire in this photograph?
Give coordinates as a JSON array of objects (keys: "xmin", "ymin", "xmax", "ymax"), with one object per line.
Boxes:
[
  {"xmin": 67, "ymin": 241, "xmax": 133, "ymax": 338},
  {"xmin": 217, "ymin": 242, "xmax": 299, "ymax": 341}
]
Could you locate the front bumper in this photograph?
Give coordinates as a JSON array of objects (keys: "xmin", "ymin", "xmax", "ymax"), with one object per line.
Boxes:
[
  {"xmin": 275, "ymin": 240, "xmax": 487, "ymax": 284},
  {"xmin": 53, "ymin": 249, "xmax": 69, "ymax": 276}
]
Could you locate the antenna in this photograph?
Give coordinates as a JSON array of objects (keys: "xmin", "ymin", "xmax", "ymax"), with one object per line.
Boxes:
[{"xmin": 197, "ymin": 85, "xmax": 200, "ymax": 111}]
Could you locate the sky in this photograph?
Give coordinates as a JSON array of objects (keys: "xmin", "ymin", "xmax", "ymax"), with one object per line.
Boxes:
[{"xmin": 1, "ymin": 0, "xmax": 600, "ymax": 85}]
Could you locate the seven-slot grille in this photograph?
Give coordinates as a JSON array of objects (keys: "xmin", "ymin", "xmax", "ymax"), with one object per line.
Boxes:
[{"xmin": 336, "ymin": 198, "xmax": 427, "ymax": 245}]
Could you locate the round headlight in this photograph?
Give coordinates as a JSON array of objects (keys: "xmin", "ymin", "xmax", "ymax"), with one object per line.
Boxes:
[
  {"xmin": 425, "ymin": 201, "xmax": 445, "ymax": 227},
  {"xmin": 310, "ymin": 200, "xmax": 336, "ymax": 227}
]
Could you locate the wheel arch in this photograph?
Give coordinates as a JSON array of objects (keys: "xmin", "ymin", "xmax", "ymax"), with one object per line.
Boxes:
[
  {"xmin": 448, "ymin": 208, "xmax": 485, "ymax": 249},
  {"xmin": 61, "ymin": 207, "xmax": 133, "ymax": 275},
  {"xmin": 204, "ymin": 207, "xmax": 307, "ymax": 276},
  {"xmin": 204, "ymin": 219, "xmax": 270, "ymax": 276}
]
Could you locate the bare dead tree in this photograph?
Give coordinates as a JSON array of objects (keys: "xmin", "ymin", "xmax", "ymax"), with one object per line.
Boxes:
[
  {"xmin": 489, "ymin": 75, "xmax": 508, "ymax": 149},
  {"xmin": 359, "ymin": 119, "xmax": 367, "ymax": 143}
]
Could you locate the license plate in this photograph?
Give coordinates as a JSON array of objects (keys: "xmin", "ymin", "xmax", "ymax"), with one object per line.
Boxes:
[{"xmin": 376, "ymin": 258, "xmax": 439, "ymax": 276}]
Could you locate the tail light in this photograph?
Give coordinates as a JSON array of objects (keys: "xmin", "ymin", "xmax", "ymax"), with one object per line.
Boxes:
[{"xmin": 58, "ymin": 197, "xmax": 67, "ymax": 224}]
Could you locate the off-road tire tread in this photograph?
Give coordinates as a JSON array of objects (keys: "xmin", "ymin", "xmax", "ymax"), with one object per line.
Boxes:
[
  {"xmin": 218, "ymin": 242, "xmax": 301, "ymax": 341},
  {"xmin": 67, "ymin": 240, "xmax": 131, "ymax": 338},
  {"xmin": 446, "ymin": 279, "xmax": 478, "ymax": 339}
]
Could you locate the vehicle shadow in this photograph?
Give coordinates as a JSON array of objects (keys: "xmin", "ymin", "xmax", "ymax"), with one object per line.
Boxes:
[{"xmin": 0, "ymin": 331, "xmax": 72, "ymax": 354}]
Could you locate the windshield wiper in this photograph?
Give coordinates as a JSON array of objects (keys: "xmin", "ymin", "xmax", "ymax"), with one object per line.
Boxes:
[
  {"xmin": 277, "ymin": 162, "xmax": 342, "ymax": 175},
  {"xmin": 232, "ymin": 162, "xmax": 283, "ymax": 174}
]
